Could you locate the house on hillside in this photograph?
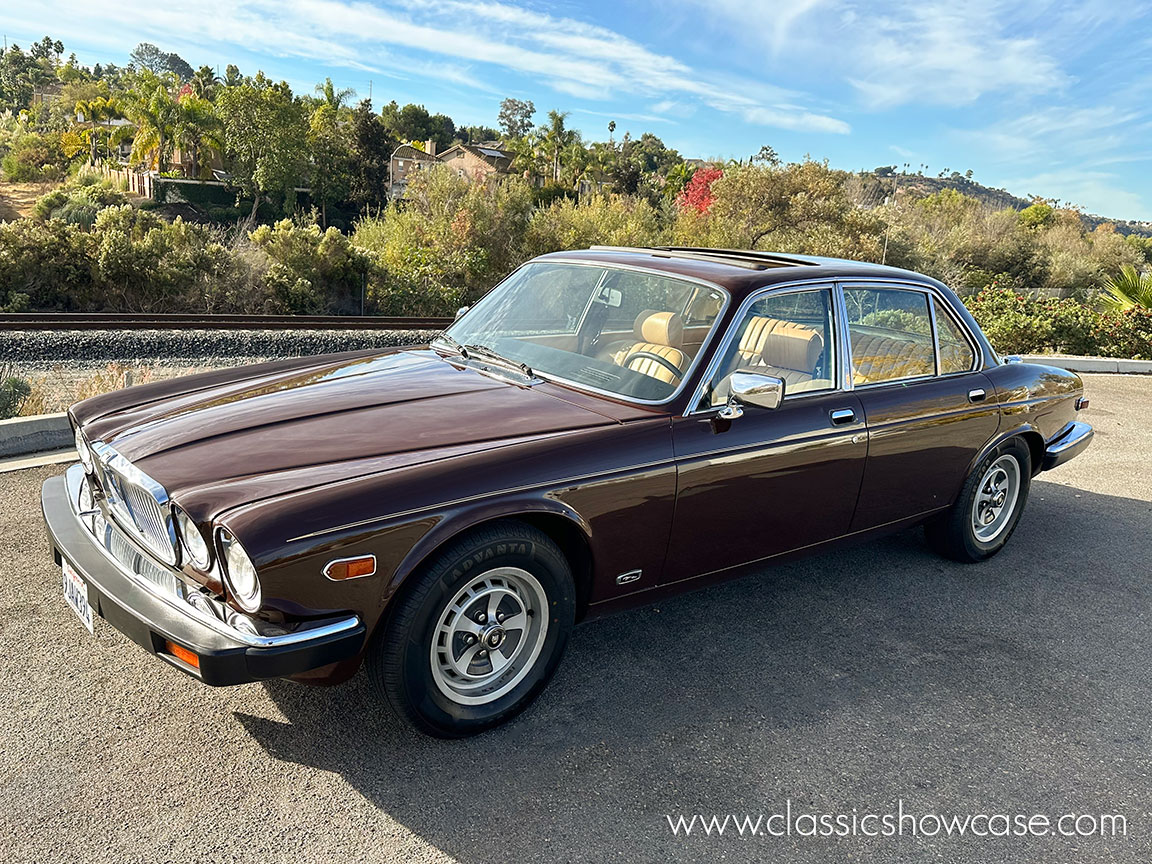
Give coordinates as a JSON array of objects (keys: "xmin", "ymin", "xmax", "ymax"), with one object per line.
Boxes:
[
  {"xmin": 389, "ymin": 141, "xmax": 439, "ymax": 199},
  {"xmin": 437, "ymin": 143, "xmax": 513, "ymax": 185}
]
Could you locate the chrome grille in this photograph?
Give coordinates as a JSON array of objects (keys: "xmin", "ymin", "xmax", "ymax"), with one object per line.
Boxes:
[{"xmin": 92, "ymin": 444, "xmax": 178, "ymax": 565}]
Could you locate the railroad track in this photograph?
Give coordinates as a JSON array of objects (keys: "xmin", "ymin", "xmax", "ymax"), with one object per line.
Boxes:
[{"xmin": 0, "ymin": 313, "xmax": 453, "ymax": 331}]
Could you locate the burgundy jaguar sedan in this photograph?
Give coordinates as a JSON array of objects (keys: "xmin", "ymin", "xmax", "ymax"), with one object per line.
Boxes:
[{"xmin": 42, "ymin": 246, "xmax": 1093, "ymax": 736}]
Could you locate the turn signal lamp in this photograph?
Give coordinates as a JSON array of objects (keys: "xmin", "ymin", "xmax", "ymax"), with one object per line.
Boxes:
[
  {"xmin": 164, "ymin": 640, "xmax": 201, "ymax": 669},
  {"xmin": 323, "ymin": 555, "xmax": 377, "ymax": 581}
]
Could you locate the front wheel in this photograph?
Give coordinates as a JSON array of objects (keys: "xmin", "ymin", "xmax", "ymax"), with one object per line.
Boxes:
[
  {"xmin": 367, "ymin": 521, "xmax": 575, "ymax": 737},
  {"xmin": 926, "ymin": 438, "xmax": 1032, "ymax": 563}
]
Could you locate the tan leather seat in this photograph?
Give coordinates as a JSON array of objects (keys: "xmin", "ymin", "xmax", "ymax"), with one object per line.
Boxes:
[
  {"xmin": 613, "ymin": 311, "xmax": 688, "ymax": 384},
  {"xmin": 850, "ymin": 331, "xmax": 934, "ymax": 384},
  {"xmin": 711, "ymin": 318, "xmax": 828, "ymax": 405},
  {"xmin": 757, "ymin": 323, "xmax": 824, "ymax": 389}
]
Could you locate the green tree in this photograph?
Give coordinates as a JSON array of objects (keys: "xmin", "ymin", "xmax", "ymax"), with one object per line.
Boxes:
[
  {"xmin": 542, "ymin": 109, "xmax": 574, "ymax": 183},
  {"xmin": 314, "ymin": 77, "xmax": 354, "ymax": 111},
  {"xmin": 122, "ymin": 72, "xmax": 180, "ymax": 171},
  {"xmin": 174, "ymin": 93, "xmax": 222, "ymax": 179},
  {"xmin": 497, "ymin": 97, "xmax": 535, "ymax": 139},
  {"xmin": 215, "ymin": 74, "xmax": 309, "ymax": 218},
  {"xmin": 307, "ymin": 103, "xmax": 351, "ymax": 226},
  {"xmin": 190, "ymin": 65, "xmax": 221, "ymax": 100},
  {"xmin": 346, "ymin": 99, "xmax": 395, "ymax": 213}
]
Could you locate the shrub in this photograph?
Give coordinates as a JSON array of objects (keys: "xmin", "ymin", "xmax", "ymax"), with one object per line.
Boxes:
[
  {"xmin": 0, "ymin": 131, "xmax": 74, "ymax": 181},
  {"xmin": 249, "ymin": 219, "xmax": 376, "ymax": 314},
  {"xmin": 963, "ymin": 285, "xmax": 1152, "ymax": 358},
  {"xmin": 0, "ymin": 218, "xmax": 96, "ymax": 309},
  {"xmin": 0, "ymin": 370, "xmax": 32, "ymax": 420},
  {"xmin": 521, "ymin": 193, "xmax": 666, "ymax": 260},
  {"xmin": 34, "ymin": 178, "xmax": 128, "ymax": 228}
]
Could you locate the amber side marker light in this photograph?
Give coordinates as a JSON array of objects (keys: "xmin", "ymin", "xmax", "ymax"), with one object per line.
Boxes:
[
  {"xmin": 323, "ymin": 555, "xmax": 377, "ymax": 581},
  {"xmin": 165, "ymin": 641, "xmax": 200, "ymax": 669}
]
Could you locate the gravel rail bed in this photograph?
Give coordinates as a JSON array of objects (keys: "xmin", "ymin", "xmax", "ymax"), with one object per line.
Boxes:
[{"xmin": 1, "ymin": 327, "xmax": 441, "ymax": 365}]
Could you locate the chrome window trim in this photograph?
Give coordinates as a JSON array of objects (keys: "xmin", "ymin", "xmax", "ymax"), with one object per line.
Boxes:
[
  {"xmin": 445, "ymin": 258, "xmax": 732, "ymax": 408},
  {"xmin": 685, "ymin": 281, "xmax": 840, "ymax": 416},
  {"xmin": 839, "ymin": 281, "xmax": 982, "ymax": 391},
  {"xmin": 63, "ymin": 464, "xmax": 360, "ymax": 649}
]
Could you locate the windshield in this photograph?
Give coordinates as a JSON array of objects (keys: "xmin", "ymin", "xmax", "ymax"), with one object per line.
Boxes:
[{"xmin": 440, "ymin": 261, "xmax": 728, "ymax": 402}]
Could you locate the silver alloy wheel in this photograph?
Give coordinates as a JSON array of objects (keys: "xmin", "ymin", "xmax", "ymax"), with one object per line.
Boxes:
[
  {"xmin": 429, "ymin": 566, "xmax": 550, "ymax": 706},
  {"xmin": 971, "ymin": 454, "xmax": 1021, "ymax": 543}
]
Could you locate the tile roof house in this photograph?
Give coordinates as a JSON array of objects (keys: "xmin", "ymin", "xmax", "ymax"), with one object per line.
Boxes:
[
  {"xmin": 389, "ymin": 142, "xmax": 439, "ymax": 199},
  {"xmin": 437, "ymin": 144, "xmax": 514, "ymax": 185}
]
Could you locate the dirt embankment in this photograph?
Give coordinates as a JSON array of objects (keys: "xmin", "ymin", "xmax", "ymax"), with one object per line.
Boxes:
[{"xmin": 0, "ymin": 181, "xmax": 57, "ymax": 221}]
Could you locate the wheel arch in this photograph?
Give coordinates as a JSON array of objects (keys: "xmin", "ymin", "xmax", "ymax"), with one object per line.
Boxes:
[
  {"xmin": 385, "ymin": 501, "xmax": 596, "ymax": 627},
  {"xmin": 966, "ymin": 424, "xmax": 1045, "ymax": 481}
]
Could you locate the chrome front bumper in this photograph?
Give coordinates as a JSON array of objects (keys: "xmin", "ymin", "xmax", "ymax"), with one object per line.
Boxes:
[
  {"xmin": 1042, "ymin": 421, "xmax": 1094, "ymax": 471},
  {"xmin": 42, "ymin": 464, "xmax": 365, "ymax": 685}
]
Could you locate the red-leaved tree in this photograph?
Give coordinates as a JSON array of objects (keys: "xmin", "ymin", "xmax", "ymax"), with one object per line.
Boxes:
[{"xmin": 676, "ymin": 167, "xmax": 723, "ymax": 213}]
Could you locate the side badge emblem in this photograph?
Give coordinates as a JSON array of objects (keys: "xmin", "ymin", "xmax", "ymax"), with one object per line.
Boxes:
[{"xmin": 616, "ymin": 569, "xmax": 642, "ymax": 585}]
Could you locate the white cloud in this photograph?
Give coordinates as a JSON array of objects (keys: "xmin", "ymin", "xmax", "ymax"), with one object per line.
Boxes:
[
  {"xmin": 22, "ymin": 0, "xmax": 850, "ymax": 134},
  {"xmin": 998, "ymin": 169, "xmax": 1150, "ymax": 220}
]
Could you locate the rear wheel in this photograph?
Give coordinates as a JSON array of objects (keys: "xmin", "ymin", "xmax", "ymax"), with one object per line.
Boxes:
[
  {"xmin": 367, "ymin": 521, "xmax": 575, "ymax": 737},
  {"xmin": 926, "ymin": 438, "xmax": 1032, "ymax": 563}
]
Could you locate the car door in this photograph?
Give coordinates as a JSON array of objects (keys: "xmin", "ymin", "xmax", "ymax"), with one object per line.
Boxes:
[
  {"xmin": 841, "ymin": 282, "xmax": 1001, "ymax": 531},
  {"xmin": 663, "ymin": 284, "xmax": 868, "ymax": 585}
]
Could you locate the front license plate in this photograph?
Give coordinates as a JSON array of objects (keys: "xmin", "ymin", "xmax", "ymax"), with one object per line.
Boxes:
[{"xmin": 62, "ymin": 559, "xmax": 94, "ymax": 634}]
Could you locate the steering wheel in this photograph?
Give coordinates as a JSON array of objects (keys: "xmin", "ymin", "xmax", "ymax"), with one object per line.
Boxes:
[{"xmin": 622, "ymin": 350, "xmax": 683, "ymax": 382}]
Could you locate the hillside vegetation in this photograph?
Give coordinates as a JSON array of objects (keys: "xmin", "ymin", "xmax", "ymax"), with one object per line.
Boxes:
[{"xmin": 1, "ymin": 35, "xmax": 1150, "ymax": 359}]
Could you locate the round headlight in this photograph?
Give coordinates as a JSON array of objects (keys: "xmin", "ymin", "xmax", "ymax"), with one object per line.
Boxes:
[
  {"xmin": 74, "ymin": 426, "xmax": 93, "ymax": 472},
  {"xmin": 174, "ymin": 507, "xmax": 211, "ymax": 571},
  {"xmin": 218, "ymin": 528, "xmax": 261, "ymax": 612}
]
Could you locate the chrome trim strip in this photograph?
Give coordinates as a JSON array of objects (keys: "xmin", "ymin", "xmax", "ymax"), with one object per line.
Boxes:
[
  {"xmin": 446, "ymin": 257, "xmax": 732, "ymax": 408},
  {"xmin": 686, "ymin": 281, "xmax": 840, "ymax": 415},
  {"xmin": 286, "ymin": 456, "xmax": 678, "ymax": 543},
  {"xmin": 63, "ymin": 465, "xmax": 360, "ymax": 648},
  {"xmin": 90, "ymin": 440, "xmax": 179, "ymax": 565}
]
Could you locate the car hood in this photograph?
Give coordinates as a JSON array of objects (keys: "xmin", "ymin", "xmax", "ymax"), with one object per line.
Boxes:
[{"xmin": 77, "ymin": 349, "xmax": 619, "ymax": 517}]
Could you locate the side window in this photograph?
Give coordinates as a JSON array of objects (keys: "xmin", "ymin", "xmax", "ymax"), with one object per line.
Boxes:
[
  {"xmin": 703, "ymin": 288, "xmax": 835, "ymax": 408},
  {"xmin": 844, "ymin": 288, "xmax": 934, "ymax": 385},
  {"xmin": 934, "ymin": 303, "xmax": 976, "ymax": 374}
]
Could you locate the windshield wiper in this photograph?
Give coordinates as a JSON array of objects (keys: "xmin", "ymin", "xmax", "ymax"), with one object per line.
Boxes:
[
  {"xmin": 433, "ymin": 333, "xmax": 466, "ymax": 357},
  {"xmin": 463, "ymin": 343, "xmax": 534, "ymax": 378}
]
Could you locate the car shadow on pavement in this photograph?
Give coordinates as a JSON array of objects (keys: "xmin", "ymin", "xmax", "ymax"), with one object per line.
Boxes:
[{"xmin": 236, "ymin": 480, "xmax": 1152, "ymax": 863}]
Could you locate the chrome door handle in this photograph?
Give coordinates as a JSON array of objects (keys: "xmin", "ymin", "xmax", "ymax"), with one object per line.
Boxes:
[
  {"xmin": 830, "ymin": 408, "xmax": 856, "ymax": 425},
  {"xmin": 968, "ymin": 388, "xmax": 986, "ymax": 403}
]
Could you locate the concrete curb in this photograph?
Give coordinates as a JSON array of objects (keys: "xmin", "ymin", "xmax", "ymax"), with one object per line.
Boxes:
[
  {"xmin": 0, "ymin": 412, "xmax": 71, "ymax": 458},
  {"xmin": 1021, "ymin": 355, "xmax": 1152, "ymax": 374}
]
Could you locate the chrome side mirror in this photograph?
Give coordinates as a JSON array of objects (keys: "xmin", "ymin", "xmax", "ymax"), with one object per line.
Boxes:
[
  {"xmin": 455, "ymin": 306, "xmax": 470, "ymax": 320},
  {"xmin": 730, "ymin": 369, "xmax": 785, "ymax": 411}
]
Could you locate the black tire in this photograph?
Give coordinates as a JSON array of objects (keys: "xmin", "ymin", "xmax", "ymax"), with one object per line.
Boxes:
[
  {"xmin": 367, "ymin": 520, "xmax": 575, "ymax": 737},
  {"xmin": 925, "ymin": 437, "xmax": 1032, "ymax": 563}
]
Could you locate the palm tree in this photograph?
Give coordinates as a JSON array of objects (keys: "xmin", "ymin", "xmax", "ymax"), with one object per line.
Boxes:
[
  {"xmin": 190, "ymin": 65, "xmax": 221, "ymax": 100},
  {"xmin": 75, "ymin": 95, "xmax": 124, "ymax": 165},
  {"xmin": 1102, "ymin": 264, "xmax": 1152, "ymax": 311},
  {"xmin": 315, "ymin": 77, "xmax": 355, "ymax": 111},
  {"xmin": 123, "ymin": 74, "xmax": 181, "ymax": 172},
  {"xmin": 175, "ymin": 94, "xmax": 222, "ymax": 179},
  {"xmin": 543, "ymin": 109, "xmax": 574, "ymax": 183}
]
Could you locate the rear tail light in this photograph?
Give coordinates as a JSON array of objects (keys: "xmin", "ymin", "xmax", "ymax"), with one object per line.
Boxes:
[{"xmin": 1075, "ymin": 397, "xmax": 1089, "ymax": 411}]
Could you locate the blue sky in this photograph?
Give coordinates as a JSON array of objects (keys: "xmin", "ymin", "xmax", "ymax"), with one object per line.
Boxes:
[{"xmin": 4, "ymin": 0, "xmax": 1151, "ymax": 220}]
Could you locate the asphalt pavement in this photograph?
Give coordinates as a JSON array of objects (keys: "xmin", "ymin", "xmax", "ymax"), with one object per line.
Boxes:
[{"xmin": 2, "ymin": 373, "xmax": 1150, "ymax": 863}]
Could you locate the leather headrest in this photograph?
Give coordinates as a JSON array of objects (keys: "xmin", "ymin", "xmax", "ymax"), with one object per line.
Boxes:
[
  {"xmin": 634, "ymin": 311, "xmax": 684, "ymax": 349},
  {"xmin": 762, "ymin": 323, "xmax": 823, "ymax": 373}
]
